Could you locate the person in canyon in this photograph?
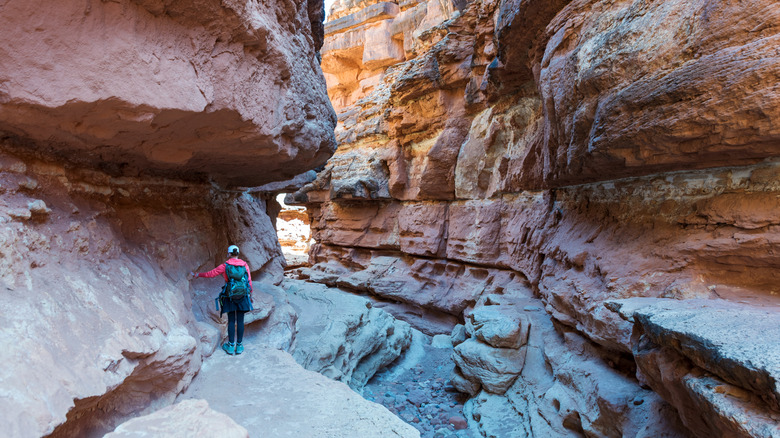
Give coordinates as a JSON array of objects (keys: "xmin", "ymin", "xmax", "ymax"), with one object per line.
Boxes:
[{"xmin": 190, "ymin": 245, "xmax": 253, "ymax": 355}]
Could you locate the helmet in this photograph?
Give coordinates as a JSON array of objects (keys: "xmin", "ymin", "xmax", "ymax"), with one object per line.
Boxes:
[{"xmin": 227, "ymin": 245, "xmax": 240, "ymax": 256}]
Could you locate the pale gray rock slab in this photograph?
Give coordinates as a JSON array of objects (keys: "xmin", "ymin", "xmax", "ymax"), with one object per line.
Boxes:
[
  {"xmin": 105, "ymin": 399, "xmax": 249, "ymax": 438},
  {"xmin": 684, "ymin": 374, "xmax": 780, "ymax": 438},
  {"xmin": 634, "ymin": 341, "xmax": 780, "ymax": 438},
  {"xmin": 179, "ymin": 348, "xmax": 419, "ymax": 437},
  {"xmin": 282, "ymin": 279, "xmax": 413, "ymax": 390},
  {"xmin": 610, "ymin": 298, "xmax": 780, "ymax": 410}
]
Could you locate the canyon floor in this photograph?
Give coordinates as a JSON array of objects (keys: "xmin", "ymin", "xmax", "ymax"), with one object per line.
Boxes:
[{"xmin": 180, "ymin": 276, "xmax": 479, "ymax": 437}]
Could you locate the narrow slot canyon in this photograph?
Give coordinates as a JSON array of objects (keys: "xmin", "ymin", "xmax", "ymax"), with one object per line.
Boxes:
[{"xmin": 1, "ymin": 0, "xmax": 779, "ymax": 437}]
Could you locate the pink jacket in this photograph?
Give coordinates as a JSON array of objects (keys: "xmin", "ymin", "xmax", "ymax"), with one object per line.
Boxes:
[{"xmin": 197, "ymin": 257, "xmax": 253, "ymax": 294}]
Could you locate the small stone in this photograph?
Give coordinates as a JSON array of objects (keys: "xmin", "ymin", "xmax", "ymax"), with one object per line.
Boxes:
[
  {"xmin": 408, "ymin": 389, "xmax": 427, "ymax": 407},
  {"xmin": 449, "ymin": 415, "xmax": 468, "ymax": 430},
  {"xmin": 28, "ymin": 199, "xmax": 51, "ymax": 216},
  {"xmin": 8, "ymin": 208, "xmax": 31, "ymax": 221},
  {"xmin": 450, "ymin": 324, "xmax": 467, "ymax": 346},
  {"xmin": 18, "ymin": 177, "xmax": 38, "ymax": 191},
  {"xmin": 433, "ymin": 428, "xmax": 450, "ymax": 437},
  {"xmin": 523, "ymin": 305, "xmax": 542, "ymax": 312},
  {"xmin": 431, "ymin": 334, "xmax": 453, "ymax": 348}
]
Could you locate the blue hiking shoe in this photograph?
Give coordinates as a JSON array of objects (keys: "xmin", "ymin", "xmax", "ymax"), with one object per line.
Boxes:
[
  {"xmin": 222, "ymin": 342, "xmax": 235, "ymax": 355},
  {"xmin": 235, "ymin": 342, "xmax": 244, "ymax": 355}
]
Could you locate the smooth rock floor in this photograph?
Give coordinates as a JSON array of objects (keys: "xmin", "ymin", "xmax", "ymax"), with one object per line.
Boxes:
[{"xmin": 177, "ymin": 338, "xmax": 419, "ymax": 437}]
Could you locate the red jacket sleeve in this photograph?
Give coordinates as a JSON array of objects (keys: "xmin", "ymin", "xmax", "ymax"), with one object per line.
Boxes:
[{"xmin": 197, "ymin": 263, "xmax": 227, "ymax": 281}]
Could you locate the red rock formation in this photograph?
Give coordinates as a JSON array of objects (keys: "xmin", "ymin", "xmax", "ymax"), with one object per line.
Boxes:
[
  {"xmin": 0, "ymin": 0, "xmax": 335, "ymax": 436},
  {"xmin": 0, "ymin": 0, "xmax": 336, "ymax": 187},
  {"xmin": 291, "ymin": 0, "xmax": 780, "ymax": 435}
]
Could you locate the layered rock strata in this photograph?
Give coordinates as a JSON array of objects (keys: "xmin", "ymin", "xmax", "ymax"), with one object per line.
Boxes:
[
  {"xmin": 0, "ymin": 145, "xmax": 291, "ymax": 438},
  {"xmin": 0, "ymin": 0, "xmax": 336, "ymax": 187},
  {"xmin": 610, "ymin": 298, "xmax": 780, "ymax": 437},
  {"xmin": 0, "ymin": 0, "xmax": 336, "ymax": 436},
  {"xmin": 290, "ymin": 0, "xmax": 780, "ymax": 435}
]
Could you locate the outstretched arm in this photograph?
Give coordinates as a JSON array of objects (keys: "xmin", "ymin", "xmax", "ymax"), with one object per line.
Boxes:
[{"xmin": 192, "ymin": 264, "xmax": 227, "ymax": 280}]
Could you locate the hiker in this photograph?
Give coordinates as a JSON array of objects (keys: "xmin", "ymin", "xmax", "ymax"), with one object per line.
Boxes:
[{"xmin": 190, "ymin": 245, "xmax": 252, "ymax": 355}]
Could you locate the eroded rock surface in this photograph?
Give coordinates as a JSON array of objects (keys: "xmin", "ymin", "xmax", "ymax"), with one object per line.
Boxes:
[
  {"xmin": 290, "ymin": 0, "xmax": 780, "ymax": 435},
  {"xmin": 0, "ymin": 146, "xmax": 296, "ymax": 438},
  {"xmin": 0, "ymin": 0, "xmax": 336, "ymax": 187},
  {"xmin": 283, "ymin": 279, "xmax": 413, "ymax": 390},
  {"xmin": 0, "ymin": 0, "xmax": 336, "ymax": 435},
  {"xmin": 610, "ymin": 298, "xmax": 780, "ymax": 438}
]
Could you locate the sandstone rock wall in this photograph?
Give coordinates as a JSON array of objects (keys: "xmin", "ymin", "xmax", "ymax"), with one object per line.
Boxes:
[
  {"xmin": 0, "ymin": 0, "xmax": 335, "ymax": 436},
  {"xmin": 0, "ymin": 145, "xmax": 290, "ymax": 438},
  {"xmin": 0, "ymin": 0, "xmax": 336, "ymax": 187},
  {"xmin": 291, "ymin": 0, "xmax": 780, "ymax": 435}
]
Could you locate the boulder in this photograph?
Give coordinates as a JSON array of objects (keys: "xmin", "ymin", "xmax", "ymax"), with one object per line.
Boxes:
[
  {"xmin": 465, "ymin": 304, "xmax": 530, "ymax": 349},
  {"xmin": 105, "ymin": 399, "xmax": 248, "ymax": 438},
  {"xmin": 283, "ymin": 279, "xmax": 413, "ymax": 389},
  {"xmin": 452, "ymin": 338, "xmax": 526, "ymax": 394}
]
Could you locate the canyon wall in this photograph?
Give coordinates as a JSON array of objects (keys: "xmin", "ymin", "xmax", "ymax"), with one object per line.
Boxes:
[
  {"xmin": 290, "ymin": 0, "xmax": 780, "ymax": 435},
  {"xmin": 0, "ymin": 0, "xmax": 336, "ymax": 436}
]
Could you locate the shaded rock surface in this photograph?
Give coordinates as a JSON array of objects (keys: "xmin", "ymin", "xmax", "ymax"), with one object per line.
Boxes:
[
  {"xmin": 283, "ymin": 278, "xmax": 413, "ymax": 390},
  {"xmin": 105, "ymin": 399, "xmax": 249, "ymax": 438},
  {"xmin": 610, "ymin": 298, "xmax": 780, "ymax": 438},
  {"xmin": 178, "ymin": 346, "xmax": 420, "ymax": 437},
  {"xmin": 0, "ymin": 145, "xmax": 300, "ymax": 438},
  {"xmin": 0, "ymin": 0, "xmax": 336, "ymax": 434}
]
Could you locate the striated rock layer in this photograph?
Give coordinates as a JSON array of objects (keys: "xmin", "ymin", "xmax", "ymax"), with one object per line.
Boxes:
[
  {"xmin": 0, "ymin": 0, "xmax": 336, "ymax": 187},
  {"xmin": 290, "ymin": 0, "xmax": 780, "ymax": 435},
  {"xmin": 0, "ymin": 0, "xmax": 336, "ymax": 436},
  {"xmin": 0, "ymin": 145, "xmax": 291, "ymax": 438}
]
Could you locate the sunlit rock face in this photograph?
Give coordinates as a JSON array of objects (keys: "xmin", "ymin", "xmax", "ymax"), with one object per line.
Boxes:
[
  {"xmin": 292, "ymin": 0, "xmax": 780, "ymax": 435},
  {"xmin": 0, "ymin": 0, "xmax": 335, "ymax": 436},
  {"xmin": 0, "ymin": 0, "xmax": 336, "ymax": 187}
]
